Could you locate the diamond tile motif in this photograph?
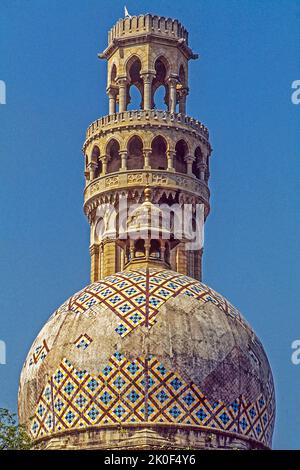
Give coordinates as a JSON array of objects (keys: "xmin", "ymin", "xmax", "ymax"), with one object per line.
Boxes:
[
  {"xmin": 31, "ymin": 353, "xmax": 274, "ymax": 447},
  {"xmin": 56, "ymin": 269, "xmax": 248, "ymax": 339},
  {"xmin": 74, "ymin": 334, "xmax": 93, "ymax": 350},
  {"xmin": 29, "ymin": 339, "xmax": 49, "ymax": 366}
]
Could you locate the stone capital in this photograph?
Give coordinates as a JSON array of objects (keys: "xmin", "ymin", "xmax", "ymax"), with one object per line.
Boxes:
[{"xmin": 116, "ymin": 76, "xmax": 127, "ymax": 87}]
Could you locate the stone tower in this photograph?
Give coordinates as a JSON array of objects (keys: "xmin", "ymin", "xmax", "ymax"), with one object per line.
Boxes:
[
  {"xmin": 84, "ymin": 14, "xmax": 211, "ymax": 282},
  {"xmin": 18, "ymin": 14, "xmax": 275, "ymax": 450}
]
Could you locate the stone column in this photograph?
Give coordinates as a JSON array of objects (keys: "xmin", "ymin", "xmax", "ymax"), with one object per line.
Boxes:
[
  {"xmin": 167, "ymin": 150, "xmax": 176, "ymax": 172},
  {"xmin": 186, "ymin": 156, "xmax": 194, "ymax": 176},
  {"xmin": 199, "ymin": 162, "xmax": 207, "ymax": 181},
  {"xmin": 141, "ymin": 72, "xmax": 155, "ymax": 110},
  {"xmin": 178, "ymin": 88, "xmax": 188, "ymax": 115},
  {"xmin": 120, "ymin": 150, "xmax": 127, "ymax": 170},
  {"xmin": 143, "ymin": 149, "xmax": 152, "ymax": 170},
  {"xmin": 117, "ymin": 77, "xmax": 127, "ymax": 112},
  {"xmin": 107, "ymin": 87, "xmax": 117, "ymax": 114},
  {"xmin": 145, "ymin": 240, "xmax": 150, "ymax": 260},
  {"xmin": 129, "ymin": 239, "xmax": 135, "ymax": 260},
  {"xmin": 89, "ymin": 161, "xmax": 98, "ymax": 180},
  {"xmin": 168, "ymin": 77, "xmax": 178, "ymax": 113},
  {"xmin": 90, "ymin": 244, "xmax": 100, "ymax": 282},
  {"xmin": 101, "ymin": 155, "xmax": 108, "ymax": 175}
]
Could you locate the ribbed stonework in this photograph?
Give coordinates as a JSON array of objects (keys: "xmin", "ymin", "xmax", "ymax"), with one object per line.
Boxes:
[{"xmin": 18, "ymin": 13, "xmax": 275, "ymax": 450}]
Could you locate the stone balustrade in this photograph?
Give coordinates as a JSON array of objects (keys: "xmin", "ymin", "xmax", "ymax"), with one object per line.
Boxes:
[{"xmin": 85, "ymin": 110, "xmax": 209, "ymax": 144}]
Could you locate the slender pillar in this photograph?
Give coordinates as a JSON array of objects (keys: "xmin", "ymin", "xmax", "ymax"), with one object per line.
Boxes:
[
  {"xmin": 117, "ymin": 78, "xmax": 127, "ymax": 112},
  {"xmin": 178, "ymin": 88, "xmax": 188, "ymax": 114},
  {"xmin": 167, "ymin": 150, "xmax": 176, "ymax": 172},
  {"xmin": 101, "ymin": 155, "xmax": 108, "ymax": 175},
  {"xmin": 186, "ymin": 156, "xmax": 194, "ymax": 176},
  {"xmin": 145, "ymin": 241, "xmax": 150, "ymax": 260},
  {"xmin": 143, "ymin": 149, "xmax": 152, "ymax": 170},
  {"xmin": 168, "ymin": 77, "xmax": 177, "ymax": 113},
  {"xmin": 129, "ymin": 239, "xmax": 135, "ymax": 260},
  {"xmin": 141, "ymin": 72, "xmax": 155, "ymax": 110},
  {"xmin": 120, "ymin": 150, "xmax": 127, "ymax": 170},
  {"xmin": 107, "ymin": 87, "xmax": 117, "ymax": 114},
  {"xmin": 89, "ymin": 161, "xmax": 98, "ymax": 180}
]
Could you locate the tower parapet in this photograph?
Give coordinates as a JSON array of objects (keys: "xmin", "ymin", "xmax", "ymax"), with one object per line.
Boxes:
[{"xmin": 106, "ymin": 14, "xmax": 190, "ymax": 47}]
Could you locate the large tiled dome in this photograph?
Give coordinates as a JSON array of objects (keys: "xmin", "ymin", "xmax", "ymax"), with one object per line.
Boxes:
[{"xmin": 18, "ymin": 268, "xmax": 275, "ymax": 449}]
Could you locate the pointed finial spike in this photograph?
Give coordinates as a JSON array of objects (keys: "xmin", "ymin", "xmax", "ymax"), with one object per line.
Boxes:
[{"xmin": 124, "ymin": 6, "xmax": 131, "ymax": 18}]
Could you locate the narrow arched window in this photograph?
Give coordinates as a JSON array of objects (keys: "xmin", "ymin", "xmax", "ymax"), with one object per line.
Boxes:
[
  {"xmin": 174, "ymin": 140, "xmax": 188, "ymax": 174},
  {"xmin": 151, "ymin": 136, "xmax": 167, "ymax": 170},
  {"xmin": 106, "ymin": 139, "xmax": 121, "ymax": 174},
  {"xmin": 127, "ymin": 136, "xmax": 144, "ymax": 170}
]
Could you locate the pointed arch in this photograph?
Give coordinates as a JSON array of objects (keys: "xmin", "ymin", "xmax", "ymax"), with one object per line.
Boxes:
[
  {"xmin": 106, "ymin": 139, "xmax": 121, "ymax": 174},
  {"xmin": 151, "ymin": 135, "xmax": 167, "ymax": 170},
  {"xmin": 174, "ymin": 139, "xmax": 188, "ymax": 174},
  {"xmin": 127, "ymin": 135, "xmax": 144, "ymax": 170},
  {"xmin": 152, "ymin": 56, "xmax": 170, "ymax": 110}
]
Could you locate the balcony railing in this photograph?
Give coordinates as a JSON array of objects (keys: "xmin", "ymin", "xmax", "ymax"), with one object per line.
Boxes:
[{"xmin": 85, "ymin": 110, "xmax": 209, "ymax": 141}]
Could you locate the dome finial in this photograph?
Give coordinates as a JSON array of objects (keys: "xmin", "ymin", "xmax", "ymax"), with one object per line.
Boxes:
[
  {"xmin": 124, "ymin": 6, "xmax": 131, "ymax": 18},
  {"xmin": 144, "ymin": 172, "xmax": 152, "ymax": 202}
]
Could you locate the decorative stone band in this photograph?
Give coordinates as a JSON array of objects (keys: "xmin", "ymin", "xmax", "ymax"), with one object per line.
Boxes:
[
  {"xmin": 30, "ymin": 352, "xmax": 275, "ymax": 448},
  {"xmin": 84, "ymin": 110, "xmax": 209, "ymax": 147},
  {"xmin": 84, "ymin": 170, "xmax": 210, "ymax": 217}
]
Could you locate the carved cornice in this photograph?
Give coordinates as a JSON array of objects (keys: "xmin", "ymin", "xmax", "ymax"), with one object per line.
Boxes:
[{"xmin": 83, "ymin": 169, "xmax": 210, "ymax": 218}]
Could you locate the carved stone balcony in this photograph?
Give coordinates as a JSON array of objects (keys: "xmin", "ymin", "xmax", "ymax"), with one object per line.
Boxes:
[{"xmin": 84, "ymin": 110, "xmax": 210, "ymax": 151}]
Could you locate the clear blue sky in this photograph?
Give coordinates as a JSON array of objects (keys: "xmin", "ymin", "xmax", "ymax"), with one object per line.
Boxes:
[{"xmin": 0, "ymin": 0, "xmax": 299, "ymax": 449}]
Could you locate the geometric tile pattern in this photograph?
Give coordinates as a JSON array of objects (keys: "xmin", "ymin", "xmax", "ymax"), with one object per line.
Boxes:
[
  {"xmin": 57, "ymin": 269, "xmax": 248, "ymax": 338},
  {"xmin": 74, "ymin": 334, "xmax": 93, "ymax": 350},
  {"xmin": 29, "ymin": 340, "xmax": 49, "ymax": 367},
  {"xmin": 30, "ymin": 352, "xmax": 275, "ymax": 447}
]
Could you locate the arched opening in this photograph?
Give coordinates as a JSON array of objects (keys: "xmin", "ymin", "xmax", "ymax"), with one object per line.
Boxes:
[
  {"xmin": 91, "ymin": 145, "xmax": 101, "ymax": 178},
  {"xmin": 126, "ymin": 56, "xmax": 143, "ymax": 110},
  {"xmin": 150, "ymin": 239, "xmax": 161, "ymax": 259},
  {"xmin": 151, "ymin": 136, "xmax": 167, "ymax": 170},
  {"xmin": 174, "ymin": 140, "xmax": 188, "ymax": 174},
  {"xmin": 106, "ymin": 139, "xmax": 121, "ymax": 174},
  {"xmin": 193, "ymin": 147, "xmax": 202, "ymax": 179},
  {"xmin": 127, "ymin": 84, "xmax": 142, "ymax": 110},
  {"xmin": 153, "ymin": 85, "xmax": 167, "ymax": 110},
  {"xmin": 127, "ymin": 136, "xmax": 144, "ymax": 170},
  {"xmin": 134, "ymin": 239, "xmax": 145, "ymax": 258},
  {"xmin": 152, "ymin": 57, "xmax": 169, "ymax": 110}
]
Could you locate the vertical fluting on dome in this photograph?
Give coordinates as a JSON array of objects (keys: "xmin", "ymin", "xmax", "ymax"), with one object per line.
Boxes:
[{"xmin": 82, "ymin": 13, "xmax": 212, "ymax": 283}]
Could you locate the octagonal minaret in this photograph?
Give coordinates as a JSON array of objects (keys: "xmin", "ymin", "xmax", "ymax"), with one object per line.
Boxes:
[{"xmin": 83, "ymin": 13, "xmax": 212, "ymax": 283}]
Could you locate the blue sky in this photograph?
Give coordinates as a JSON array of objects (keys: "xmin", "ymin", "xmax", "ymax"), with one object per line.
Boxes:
[{"xmin": 0, "ymin": 0, "xmax": 299, "ymax": 449}]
